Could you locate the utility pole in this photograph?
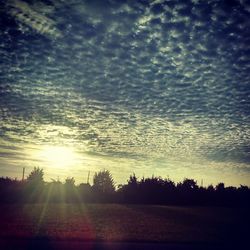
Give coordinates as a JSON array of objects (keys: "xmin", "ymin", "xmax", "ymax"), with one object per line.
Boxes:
[
  {"xmin": 22, "ymin": 167, "xmax": 25, "ymax": 181},
  {"xmin": 87, "ymin": 171, "xmax": 90, "ymax": 184}
]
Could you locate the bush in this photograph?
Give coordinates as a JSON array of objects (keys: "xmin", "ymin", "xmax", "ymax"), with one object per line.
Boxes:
[{"xmin": 93, "ymin": 170, "xmax": 115, "ymax": 194}]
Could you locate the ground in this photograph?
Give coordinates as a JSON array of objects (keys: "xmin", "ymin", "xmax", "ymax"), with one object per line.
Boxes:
[{"xmin": 0, "ymin": 204, "xmax": 249, "ymax": 249}]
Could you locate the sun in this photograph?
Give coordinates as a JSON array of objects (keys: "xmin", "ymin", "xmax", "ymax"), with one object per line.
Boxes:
[{"xmin": 37, "ymin": 145, "xmax": 80, "ymax": 169}]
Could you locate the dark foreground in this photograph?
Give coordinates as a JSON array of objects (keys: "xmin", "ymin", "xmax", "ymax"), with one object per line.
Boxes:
[
  {"xmin": 0, "ymin": 204, "xmax": 249, "ymax": 249},
  {"xmin": 1, "ymin": 239, "xmax": 247, "ymax": 250}
]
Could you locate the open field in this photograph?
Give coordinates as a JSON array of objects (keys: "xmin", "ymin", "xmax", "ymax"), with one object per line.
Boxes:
[{"xmin": 0, "ymin": 204, "xmax": 249, "ymax": 249}]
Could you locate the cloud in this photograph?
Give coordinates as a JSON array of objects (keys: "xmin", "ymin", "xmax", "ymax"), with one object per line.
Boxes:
[
  {"xmin": 0, "ymin": 0, "xmax": 250, "ymax": 184},
  {"xmin": 6, "ymin": 0, "xmax": 61, "ymax": 38}
]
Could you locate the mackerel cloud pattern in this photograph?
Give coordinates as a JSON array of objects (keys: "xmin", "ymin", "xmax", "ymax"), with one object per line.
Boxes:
[{"xmin": 0, "ymin": 0, "xmax": 250, "ymax": 181}]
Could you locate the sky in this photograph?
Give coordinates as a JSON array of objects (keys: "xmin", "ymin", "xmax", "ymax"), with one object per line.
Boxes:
[{"xmin": 0, "ymin": 0, "xmax": 250, "ymax": 186}]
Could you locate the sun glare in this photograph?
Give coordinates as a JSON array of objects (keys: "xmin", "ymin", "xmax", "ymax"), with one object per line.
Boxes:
[{"xmin": 37, "ymin": 145, "xmax": 80, "ymax": 169}]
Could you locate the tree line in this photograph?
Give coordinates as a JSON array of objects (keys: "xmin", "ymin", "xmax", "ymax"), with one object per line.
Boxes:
[{"xmin": 0, "ymin": 167, "xmax": 249, "ymax": 206}]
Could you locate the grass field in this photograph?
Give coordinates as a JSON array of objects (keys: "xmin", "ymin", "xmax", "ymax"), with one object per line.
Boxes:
[{"xmin": 0, "ymin": 204, "xmax": 249, "ymax": 244}]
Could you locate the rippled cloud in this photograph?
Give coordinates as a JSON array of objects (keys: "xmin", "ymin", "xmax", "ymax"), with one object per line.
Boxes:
[{"xmin": 0, "ymin": 0, "xmax": 250, "ymax": 185}]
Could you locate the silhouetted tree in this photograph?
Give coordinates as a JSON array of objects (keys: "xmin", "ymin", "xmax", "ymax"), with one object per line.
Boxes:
[
  {"xmin": 0, "ymin": 177, "xmax": 23, "ymax": 203},
  {"xmin": 65, "ymin": 177, "xmax": 75, "ymax": 186},
  {"xmin": 93, "ymin": 170, "xmax": 115, "ymax": 193},
  {"xmin": 238, "ymin": 185, "xmax": 249, "ymax": 192},
  {"xmin": 180, "ymin": 178, "xmax": 198, "ymax": 190},
  {"xmin": 27, "ymin": 167, "xmax": 44, "ymax": 184},
  {"xmin": 117, "ymin": 174, "xmax": 139, "ymax": 203},
  {"xmin": 64, "ymin": 177, "xmax": 76, "ymax": 202},
  {"xmin": 46, "ymin": 177, "xmax": 64, "ymax": 203},
  {"xmin": 176, "ymin": 179, "xmax": 199, "ymax": 205},
  {"xmin": 139, "ymin": 176, "xmax": 166, "ymax": 203},
  {"xmin": 163, "ymin": 178, "xmax": 175, "ymax": 190},
  {"xmin": 51, "ymin": 177, "xmax": 62, "ymax": 184},
  {"xmin": 216, "ymin": 182, "xmax": 225, "ymax": 191},
  {"xmin": 162, "ymin": 178, "xmax": 176, "ymax": 204},
  {"xmin": 128, "ymin": 174, "xmax": 138, "ymax": 186},
  {"xmin": 207, "ymin": 184, "xmax": 215, "ymax": 192},
  {"xmin": 1, "ymin": 170, "xmax": 250, "ymax": 206},
  {"xmin": 78, "ymin": 183, "xmax": 93, "ymax": 202},
  {"xmin": 25, "ymin": 167, "xmax": 44, "ymax": 202}
]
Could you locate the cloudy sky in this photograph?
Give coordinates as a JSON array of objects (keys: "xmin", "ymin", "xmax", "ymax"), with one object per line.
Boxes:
[{"xmin": 0, "ymin": 0, "xmax": 250, "ymax": 186}]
